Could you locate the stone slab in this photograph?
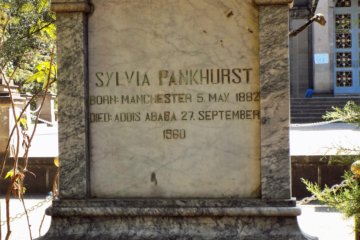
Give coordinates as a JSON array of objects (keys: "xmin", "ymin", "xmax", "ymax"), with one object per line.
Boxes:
[
  {"xmin": 89, "ymin": 0, "xmax": 260, "ymax": 198},
  {"xmin": 41, "ymin": 199, "xmax": 315, "ymax": 240}
]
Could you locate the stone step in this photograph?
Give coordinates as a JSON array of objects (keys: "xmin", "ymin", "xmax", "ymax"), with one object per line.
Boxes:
[
  {"xmin": 290, "ymin": 97, "xmax": 360, "ymax": 123},
  {"xmin": 291, "ymin": 118, "xmax": 327, "ymax": 123},
  {"xmin": 291, "ymin": 108, "xmax": 335, "ymax": 112}
]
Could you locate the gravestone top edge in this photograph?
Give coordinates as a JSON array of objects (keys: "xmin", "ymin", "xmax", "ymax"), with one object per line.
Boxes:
[
  {"xmin": 254, "ymin": 0, "xmax": 293, "ymax": 5},
  {"xmin": 50, "ymin": 0, "xmax": 293, "ymax": 13},
  {"xmin": 51, "ymin": 2, "xmax": 91, "ymax": 13}
]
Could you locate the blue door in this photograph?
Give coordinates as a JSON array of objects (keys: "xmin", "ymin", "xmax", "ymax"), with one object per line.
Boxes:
[{"xmin": 334, "ymin": 0, "xmax": 360, "ymax": 94}]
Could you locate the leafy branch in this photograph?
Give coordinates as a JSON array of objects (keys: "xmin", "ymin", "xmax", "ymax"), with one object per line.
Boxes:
[
  {"xmin": 0, "ymin": 0, "xmax": 56, "ymax": 239},
  {"xmin": 323, "ymin": 101, "xmax": 360, "ymax": 125},
  {"xmin": 303, "ymin": 101, "xmax": 360, "ymax": 237}
]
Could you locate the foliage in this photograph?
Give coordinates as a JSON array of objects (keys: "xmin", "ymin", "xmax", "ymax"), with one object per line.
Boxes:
[
  {"xmin": 327, "ymin": 154, "xmax": 360, "ymax": 166},
  {"xmin": 321, "ymin": 101, "xmax": 360, "ymax": 165},
  {"xmin": 0, "ymin": 0, "xmax": 56, "ymax": 94},
  {"xmin": 304, "ymin": 101, "xmax": 360, "ymax": 235},
  {"xmin": 0, "ymin": 1, "xmax": 57, "ymax": 239},
  {"xmin": 323, "ymin": 101, "xmax": 360, "ymax": 125},
  {"xmin": 303, "ymin": 172, "xmax": 360, "ymax": 218}
]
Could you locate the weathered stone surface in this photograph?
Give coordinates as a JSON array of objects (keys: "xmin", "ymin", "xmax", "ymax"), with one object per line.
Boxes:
[
  {"xmin": 259, "ymin": 5, "xmax": 292, "ymax": 199},
  {"xmin": 56, "ymin": 11, "xmax": 88, "ymax": 198},
  {"xmin": 89, "ymin": 0, "xmax": 260, "ymax": 198},
  {"xmin": 41, "ymin": 199, "xmax": 314, "ymax": 240},
  {"xmin": 40, "ymin": 0, "xmax": 316, "ymax": 239}
]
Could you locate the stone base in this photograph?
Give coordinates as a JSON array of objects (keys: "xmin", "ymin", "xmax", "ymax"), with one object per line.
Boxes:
[{"xmin": 38, "ymin": 199, "xmax": 317, "ymax": 240}]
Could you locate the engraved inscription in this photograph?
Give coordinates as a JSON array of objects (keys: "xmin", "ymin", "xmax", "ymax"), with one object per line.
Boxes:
[
  {"xmin": 89, "ymin": 0, "xmax": 260, "ymax": 198},
  {"xmin": 89, "ymin": 68, "xmax": 259, "ymax": 139}
]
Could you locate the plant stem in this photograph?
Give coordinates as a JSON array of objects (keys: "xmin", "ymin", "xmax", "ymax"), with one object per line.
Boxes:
[
  {"xmin": 356, "ymin": 215, "xmax": 360, "ymax": 240},
  {"xmin": 20, "ymin": 195, "xmax": 32, "ymax": 240}
]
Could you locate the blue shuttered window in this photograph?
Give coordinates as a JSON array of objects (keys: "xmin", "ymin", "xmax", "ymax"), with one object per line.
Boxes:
[{"xmin": 334, "ymin": 0, "xmax": 360, "ymax": 94}]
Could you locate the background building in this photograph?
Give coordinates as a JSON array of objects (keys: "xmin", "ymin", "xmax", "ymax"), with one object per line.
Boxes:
[{"xmin": 290, "ymin": 0, "xmax": 360, "ymax": 123}]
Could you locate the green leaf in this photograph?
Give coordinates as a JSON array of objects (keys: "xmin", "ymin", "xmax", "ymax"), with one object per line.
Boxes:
[
  {"xmin": 19, "ymin": 2, "xmax": 35, "ymax": 13},
  {"xmin": 5, "ymin": 169, "xmax": 14, "ymax": 179},
  {"xmin": 18, "ymin": 117, "xmax": 28, "ymax": 130},
  {"xmin": 37, "ymin": 0, "xmax": 49, "ymax": 13},
  {"xmin": 41, "ymin": 22, "xmax": 56, "ymax": 40},
  {"xmin": 54, "ymin": 157, "xmax": 59, "ymax": 167},
  {"xmin": 27, "ymin": 70, "xmax": 46, "ymax": 83}
]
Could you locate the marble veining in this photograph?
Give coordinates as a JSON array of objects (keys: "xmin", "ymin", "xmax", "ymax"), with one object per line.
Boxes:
[
  {"xmin": 259, "ymin": 5, "xmax": 291, "ymax": 199},
  {"xmin": 40, "ymin": 199, "xmax": 314, "ymax": 240},
  {"xmin": 56, "ymin": 12, "xmax": 89, "ymax": 198},
  {"xmin": 40, "ymin": 1, "xmax": 317, "ymax": 239}
]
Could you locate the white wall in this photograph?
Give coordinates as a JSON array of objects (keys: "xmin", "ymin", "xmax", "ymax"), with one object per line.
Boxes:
[{"xmin": 312, "ymin": 0, "xmax": 334, "ymax": 93}]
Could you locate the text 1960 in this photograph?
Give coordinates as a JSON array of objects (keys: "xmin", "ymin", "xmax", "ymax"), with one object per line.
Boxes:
[{"xmin": 163, "ymin": 129, "xmax": 186, "ymax": 140}]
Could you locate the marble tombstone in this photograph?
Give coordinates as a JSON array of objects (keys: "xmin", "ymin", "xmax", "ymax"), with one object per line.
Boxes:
[{"xmin": 40, "ymin": 0, "xmax": 316, "ymax": 239}]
